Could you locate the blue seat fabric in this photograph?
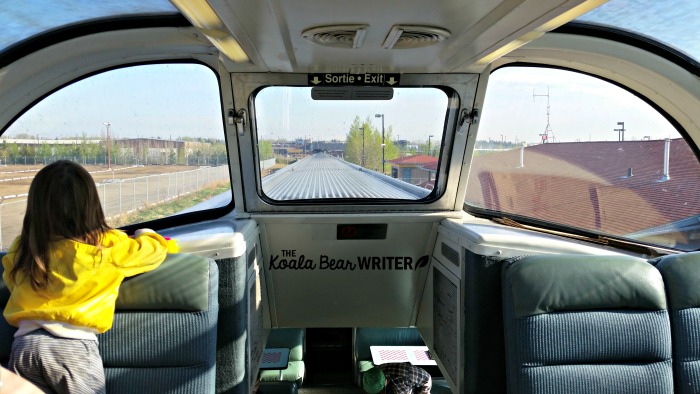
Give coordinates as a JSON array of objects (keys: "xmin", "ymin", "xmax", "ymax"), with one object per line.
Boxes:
[
  {"xmin": 260, "ymin": 328, "xmax": 306, "ymax": 386},
  {"xmin": 98, "ymin": 253, "xmax": 219, "ymax": 393},
  {"xmin": 652, "ymin": 251, "xmax": 700, "ymax": 394},
  {"xmin": 502, "ymin": 254, "xmax": 673, "ymax": 394}
]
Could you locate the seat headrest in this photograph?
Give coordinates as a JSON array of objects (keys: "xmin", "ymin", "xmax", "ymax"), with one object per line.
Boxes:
[
  {"xmin": 652, "ymin": 252, "xmax": 700, "ymax": 310},
  {"xmin": 116, "ymin": 253, "xmax": 215, "ymax": 312},
  {"xmin": 505, "ymin": 254, "xmax": 666, "ymax": 318}
]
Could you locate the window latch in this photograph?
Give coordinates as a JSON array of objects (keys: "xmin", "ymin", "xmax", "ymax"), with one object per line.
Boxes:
[
  {"xmin": 459, "ymin": 107, "xmax": 479, "ymax": 127},
  {"xmin": 228, "ymin": 108, "xmax": 247, "ymax": 136}
]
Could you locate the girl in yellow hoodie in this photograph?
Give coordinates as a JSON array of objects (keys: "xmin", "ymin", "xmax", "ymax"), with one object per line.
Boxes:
[{"xmin": 2, "ymin": 160, "xmax": 178, "ymax": 393}]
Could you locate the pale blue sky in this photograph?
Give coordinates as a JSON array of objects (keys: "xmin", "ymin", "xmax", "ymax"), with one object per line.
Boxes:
[
  {"xmin": 5, "ymin": 63, "xmax": 683, "ymax": 146},
  {"xmin": 1, "ymin": 0, "xmax": 696, "ymax": 145},
  {"xmin": 6, "ymin": 64, "xmax": 225, "ymax": 141},
  {"xmin": 478, "ymin": 67, "xmax": 681, "ymax": 145}
]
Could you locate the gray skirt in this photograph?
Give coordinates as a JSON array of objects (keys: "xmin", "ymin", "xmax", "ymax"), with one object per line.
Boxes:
[{"xmin": 8, "ymin": 329, "xmax": 106, "ymax": 394}]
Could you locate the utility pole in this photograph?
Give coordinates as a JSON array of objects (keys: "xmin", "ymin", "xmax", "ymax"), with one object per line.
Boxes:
[
  {"xmin": 360, "ymin": 127, "xmax": 365, "ymax": 167},
  {"xmin": 428, "ymin": 135, "xmax": 434, "ymax": 156},
  {"xmin": 375, "ymin": 114, "xmax": 385, "ymax": 173},
  {"xmin": 103, "ymin": 122, "xmax": 111, "ymax": 169}
]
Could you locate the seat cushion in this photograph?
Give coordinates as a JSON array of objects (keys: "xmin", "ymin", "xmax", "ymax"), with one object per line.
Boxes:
[{"xmin": 259, "ymin": 361, "xmax": 305, "ymax": 384}]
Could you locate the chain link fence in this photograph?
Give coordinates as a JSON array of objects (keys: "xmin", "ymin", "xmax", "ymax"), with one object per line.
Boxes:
[{"xmin": 0, "ymin": 166, "xmax": 230, "ymax": 250}]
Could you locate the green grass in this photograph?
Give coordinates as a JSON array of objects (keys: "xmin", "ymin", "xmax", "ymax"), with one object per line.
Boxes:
[{"xmin": 110, "ymin": 182, "xmax": 231, "ymax": 227}]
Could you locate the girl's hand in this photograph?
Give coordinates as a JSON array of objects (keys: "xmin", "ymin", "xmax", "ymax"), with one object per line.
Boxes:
[{"xmin": 134, "ymin": 228, "xmax": 156, "ymax": 236}]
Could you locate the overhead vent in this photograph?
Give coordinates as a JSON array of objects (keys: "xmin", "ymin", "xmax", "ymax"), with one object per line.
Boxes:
[
  {"xmin": 311, "ymin": 86, "xmax": 394, "ymax": 101},
  {"xmin": 302, "ymin": 24, "xmax": 369, "ymax": 49},
  {"xmin": 382, "ymin": 25, "xmax": 451, "ymax": 49}
]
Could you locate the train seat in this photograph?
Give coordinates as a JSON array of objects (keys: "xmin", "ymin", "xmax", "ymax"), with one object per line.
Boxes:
[
  {"xmin": 257, "ymin": 381, "xmax": 298, "ymax": 393},
  {"xmin": 431, "ymin": 377, "xmax": 453, "ymax": 393},
  {"xmin": 352, "ymin": 327, "xmax": 426, "ymax": 385},
  {"xmin": 260, "ymin": 328, "xmax": 306, "ymax": 386},
  {"xmin": 652, "ymin": 252, "xmax": 700, "ymax": 394},
  {"xmin": 98, "ymin": 253, "xmax": 219, "ymax": 393},
  {"xmin": 502, "ymin": 254, "xmax": 673, "ymax": 394}
]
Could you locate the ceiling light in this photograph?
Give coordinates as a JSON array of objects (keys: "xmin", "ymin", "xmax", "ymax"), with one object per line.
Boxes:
[
  {"xmin": 170, "ymin": 0, "xmax": 250, "ymax": 63},
  {"xmin": 476, "ymin": 0, "xmax": 607, "ymax": 65}
]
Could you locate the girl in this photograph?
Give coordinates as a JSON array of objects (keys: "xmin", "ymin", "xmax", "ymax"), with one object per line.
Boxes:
[{"xmin": 2, "ymin": 160, "xmax": 178, "ymax": 393}]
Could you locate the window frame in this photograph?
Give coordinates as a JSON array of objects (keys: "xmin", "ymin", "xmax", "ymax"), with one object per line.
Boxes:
[
  {"xmin": 463, "ymin": 62, "xmax": 700, "ymax": 253},
  {"xmin": 0, "ymin": 60, "xmax": 235, "ymax": 236},
  {"xmin": 234, "ymin": 72, "xmax": 479, "ymax": 214}
]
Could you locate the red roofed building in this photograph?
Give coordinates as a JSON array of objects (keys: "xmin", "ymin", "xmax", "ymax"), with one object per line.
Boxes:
[
  {"xmin": 464, "ymin": 139, "xmax": 700, "ymax": 249},
  {"xmin": 388, "ymin": 154, "xmax": 438, "ymax": 186}
]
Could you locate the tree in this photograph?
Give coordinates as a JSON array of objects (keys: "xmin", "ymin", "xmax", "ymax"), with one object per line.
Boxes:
[
  {"xmin": 259, "ymin": 140, "xmax": 274, "ymax": 160},
  {"xmin": 419, "ymin": 136, "xmax": 441, "ymax": 157},
  {"xmin": 381, "ymin": 126, "xmax": 400, "ymax": 173},
  {"xmin": 38, "ymin": 143, "xmax": 52, "ymax": 164},
  {"xmin": 344, "ymin": 116, "xmax": 365, "ymax": 166},
  {"xmin": 177, "ymin": 147, "xmax": 186, "ymax": 165},
  {"xmin": 7, "ymin": 143, "xmax": 19, "ymax": 165},
  {"xmin": 344, "ymin": 115, "xmax": 384, "ymax": 170}
]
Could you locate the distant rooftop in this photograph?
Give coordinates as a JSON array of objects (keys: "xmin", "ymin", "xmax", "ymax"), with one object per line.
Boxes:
[{"xmin": 466, "ymin": 139, "xmax": 700, "ymax": 248}]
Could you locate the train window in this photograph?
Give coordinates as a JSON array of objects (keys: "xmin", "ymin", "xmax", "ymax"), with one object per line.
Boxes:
[
  {"xmin": 465, "ymin": 66, "xmax": 700, "ymax": 251},
  {"xmin": 254, "ymin": 86, "xmax": 448, "ymax": 201},
  {"xmin": 0, "ymin": 63, "xmax": 231, "ymax": 250}
]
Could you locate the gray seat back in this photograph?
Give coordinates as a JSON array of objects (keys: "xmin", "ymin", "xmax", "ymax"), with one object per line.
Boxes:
[
  {"xmin": 652, "ymin": 252, "xmax": 700, "ymax": 394},
  {"xmin": 98, "ymin": 253, "xmax": 219, "ymax": 393},
  {"xmin": 502, "ymin": 254, "xmax": 673, "ymax": 394},
  {"xmin": 0, "ymin": 252, "xmax": 218, "ymax": 393}
]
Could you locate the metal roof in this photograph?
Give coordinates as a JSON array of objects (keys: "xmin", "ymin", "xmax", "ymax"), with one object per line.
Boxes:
[{"xmin": 262, "ymin": 153, "xmax": 431, "ymax": 200}]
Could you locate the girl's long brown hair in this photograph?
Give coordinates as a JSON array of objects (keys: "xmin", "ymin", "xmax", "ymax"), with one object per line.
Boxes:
[{"xmin": 10, "ymin": 160, "xmax": 111, "ymax": 290}]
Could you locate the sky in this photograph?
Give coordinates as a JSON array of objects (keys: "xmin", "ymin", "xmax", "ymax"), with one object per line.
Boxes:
[
  {"xmin": 477, "ymin": 67, "xmax": 681, "ymax": 144},
  {"xmin": 2, "ymin": 0, "xmax": 697, "ymax": 145},
  {"xmin": 254, "ymin": 87, "xmax": 449, "ymax": 142},
  {"xmin": 5, "ymin": 63, "xmax": 682, "ymax": 146},
  {"xmin": 6, "ymin": 64, "xmax": 225, "ymax": 141}
]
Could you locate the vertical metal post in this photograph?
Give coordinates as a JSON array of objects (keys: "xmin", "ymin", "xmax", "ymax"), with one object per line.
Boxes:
[
  {"xmin": 360, "ymin": 127, "xmax": 365, "ymax": 167},
  {"xmin": 375, "ymin": 114, "xmax": 385, "ymax": 173}
]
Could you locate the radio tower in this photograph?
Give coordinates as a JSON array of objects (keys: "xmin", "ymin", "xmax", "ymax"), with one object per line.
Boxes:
[{"xmin": 533, "ymin": 87, "xmax": 555, "ymax": 143}]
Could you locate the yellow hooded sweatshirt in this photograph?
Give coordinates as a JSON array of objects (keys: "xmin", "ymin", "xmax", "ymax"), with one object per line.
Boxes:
[{"xmin": 2, "ymin": 229, "xmax": 178, "ymax": 333}]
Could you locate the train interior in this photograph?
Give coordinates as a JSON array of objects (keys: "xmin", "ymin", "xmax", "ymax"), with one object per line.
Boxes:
[{"xmin": 1, "ymin": 0, "xmax": 700, "ymax": 393}]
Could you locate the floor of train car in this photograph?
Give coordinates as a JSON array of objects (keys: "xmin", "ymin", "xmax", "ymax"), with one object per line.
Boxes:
[
  {"xmin": 300, "ymin": 328, "xmax": 360, "ymax": 393},
  {"xmin": 297, "ymin": 328, "xmax": 443, "ymax": 393}
]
